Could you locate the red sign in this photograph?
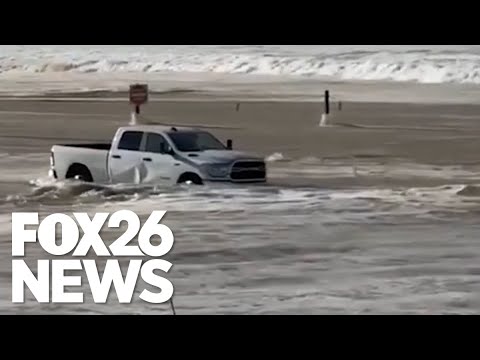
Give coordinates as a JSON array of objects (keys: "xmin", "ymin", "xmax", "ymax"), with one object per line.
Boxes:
[{"xmin": 129, "ymin": 84, "xmax": 149, "ymax": 106}]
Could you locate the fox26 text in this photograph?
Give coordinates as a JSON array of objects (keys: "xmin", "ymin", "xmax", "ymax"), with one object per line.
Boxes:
[{"xmin": 11, "ymin": 210, "xmax": 175, "ymax": 305}]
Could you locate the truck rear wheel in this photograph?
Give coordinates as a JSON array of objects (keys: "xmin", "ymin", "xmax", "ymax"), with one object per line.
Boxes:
[
  {"xmin": 66, "ymin": 164, "xmax": 94, "ymax": 183},
  {"xmin": 177, "ymin": 173, "xmax": 203, "ymax": 185}
]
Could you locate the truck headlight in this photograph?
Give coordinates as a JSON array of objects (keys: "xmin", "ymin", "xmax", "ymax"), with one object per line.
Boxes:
[{"xmin": 206, "ymin": 164, "xmax": 230, "ymax": 177}]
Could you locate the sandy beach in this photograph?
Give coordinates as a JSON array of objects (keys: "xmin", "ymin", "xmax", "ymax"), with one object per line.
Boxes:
[
  {"xmin": 2, "ymin": 95, "xmax": 480, "ymax": 182},
  {"xmin": 1, "ymin": 92, "xmax": 480, "ymax": 315}
]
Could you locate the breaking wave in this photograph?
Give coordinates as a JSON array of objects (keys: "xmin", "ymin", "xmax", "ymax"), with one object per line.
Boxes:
[
  {"xmin": 2, "ymin": 45, "xmax": 480, "ymax": 85},
  {"xmin": 2, "ymin": 176, "xmax": 480, "ymax": 222},
  {"xmin": 457, "ymin": 185, "xmax": 480, "ymax": 197}
]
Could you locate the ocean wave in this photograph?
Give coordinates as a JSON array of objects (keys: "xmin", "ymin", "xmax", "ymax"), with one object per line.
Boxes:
[
  {"xmin": 3, "ymin": 173, "xmax": 480, "ymax": 216},
  {"xmin": 457, "ymin": 185, "xmax": 480, "ymax": 197},
  {"xmin": 2, "ymin": 46, "xmax": 480, "ymax": 85}
]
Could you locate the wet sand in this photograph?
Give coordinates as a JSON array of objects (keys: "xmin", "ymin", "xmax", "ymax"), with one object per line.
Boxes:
[
  {"xmin": 2, "ymin": 97, "xmax": 480, "ymax": 188},
  {"xmin": 1, "ymin": 95, "xmax": 480, "ymax": 315}
]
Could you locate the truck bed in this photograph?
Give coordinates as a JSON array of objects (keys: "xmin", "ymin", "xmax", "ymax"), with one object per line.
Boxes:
[
  {"xmin": 58, "ymin": 143, "xmax": 112, "ymax": 151},
  {"xmin": 51, "ymin": 143, "xmax": 111, "ymax": 183}
]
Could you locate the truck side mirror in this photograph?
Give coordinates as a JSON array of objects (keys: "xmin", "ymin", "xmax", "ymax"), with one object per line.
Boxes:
[
  {"xmin": 165, "ymin": 145, "xmax": 175, "ymax": 156},
  {"xmin": 226, "ymin": 139, "xmax": 233, "ymax": 150}
]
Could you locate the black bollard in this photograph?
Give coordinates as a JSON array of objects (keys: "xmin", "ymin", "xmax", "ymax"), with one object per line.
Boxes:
[{"xmin": 324, "ymin": 90, "xmax": 330, "ymax": 115}]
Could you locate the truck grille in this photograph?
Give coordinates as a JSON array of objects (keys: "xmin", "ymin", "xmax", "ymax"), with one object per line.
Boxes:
[{"xmin": 230, "ymin": 161, "xmax": 266, "ymax": 181}]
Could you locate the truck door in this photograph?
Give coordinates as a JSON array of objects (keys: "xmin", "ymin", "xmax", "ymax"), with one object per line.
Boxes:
[
  {"xmin": 109, "ymin": 130, "xmax": 145, "ymax": 184},
  {"xmin": 139, "ymin": 132, "xmax": 177, "ymax": 184}
]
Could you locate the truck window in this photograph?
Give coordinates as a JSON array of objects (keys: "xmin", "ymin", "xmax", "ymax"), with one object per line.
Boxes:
[
  {"xmin": 168, "ymin": 131, "xmax": 226, "ymax": 152},
  {"xmin": 145, "ymin": 133, "xmax": 168, "ymax": 154},
  {"xmin": 118, "ymin": 131, "xmax": 143, "ymax": 151}
]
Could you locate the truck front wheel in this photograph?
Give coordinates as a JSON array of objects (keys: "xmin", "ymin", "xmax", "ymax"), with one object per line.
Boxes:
[
  {"xmin": 177, "ymin": 173, "xmax": 203, "ymax": 185},
  {"xmin": 66, "ymin": 163, "xmax": 94, "ymax": 183}
]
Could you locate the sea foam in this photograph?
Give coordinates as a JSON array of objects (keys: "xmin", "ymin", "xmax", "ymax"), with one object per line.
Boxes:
[{"xmin": 1, "ymin": 45, "xmax": 480, "ymax": 85}]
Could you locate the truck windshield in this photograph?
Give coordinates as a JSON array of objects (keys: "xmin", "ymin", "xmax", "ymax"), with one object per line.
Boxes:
[{"xmin": 168, "ymin": 131, "xmax": 226, "ymax": 152}]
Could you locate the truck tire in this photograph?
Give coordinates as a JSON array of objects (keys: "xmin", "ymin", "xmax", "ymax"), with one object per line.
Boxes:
[
  {"xmin": 177, "ymin": 173, "xmax": 203, "ymax": 185},
  {"xmin": 66, "ymin": 163, "xmax": 94, "ymax": 183}
]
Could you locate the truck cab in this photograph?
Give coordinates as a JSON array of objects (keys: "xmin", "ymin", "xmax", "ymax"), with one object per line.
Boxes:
[{"xmin": 50, "ymin": 125, "xmax": 267, "ymax": 186}]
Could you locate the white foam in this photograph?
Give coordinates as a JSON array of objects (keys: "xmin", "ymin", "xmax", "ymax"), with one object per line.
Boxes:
[
  {"xmin": 328, "ymin": 184, "xmax": 478, "ymax": 212},
  {"xmin": 2, "ymin": 46, "xmax": 480, "ymax": 89},
  {"xmin": 265, "ymin": 153, "xmax": 286, "ymax": 162}
]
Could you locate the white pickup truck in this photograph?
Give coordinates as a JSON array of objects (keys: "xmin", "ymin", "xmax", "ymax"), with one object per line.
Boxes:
[{"xmin": 48, "ymin": 125, "xmax": 267, "ymax": 185}]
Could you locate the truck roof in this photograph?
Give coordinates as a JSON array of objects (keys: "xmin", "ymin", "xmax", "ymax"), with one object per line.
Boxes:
[{"xmin": 118, "ymin": 125, "xmax": 201, "ymax": 133}]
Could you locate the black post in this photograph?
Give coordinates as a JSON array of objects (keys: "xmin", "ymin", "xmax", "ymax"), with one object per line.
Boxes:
[
  {"xmin": 324, "ymin": 90, "xmax": 330, "ymax": 115},
  {"xmin": 170, "ymin": 298, "xmax": 176, "ymax": 315},
  {"xmin": 135, "ymin": 105, "xmax": 140, "ymax": 115}
]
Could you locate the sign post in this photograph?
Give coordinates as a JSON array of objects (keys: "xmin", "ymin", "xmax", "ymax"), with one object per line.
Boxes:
[{"xmin": 129, "ymin": 84, "xmax": 149, "ymax": 125}]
